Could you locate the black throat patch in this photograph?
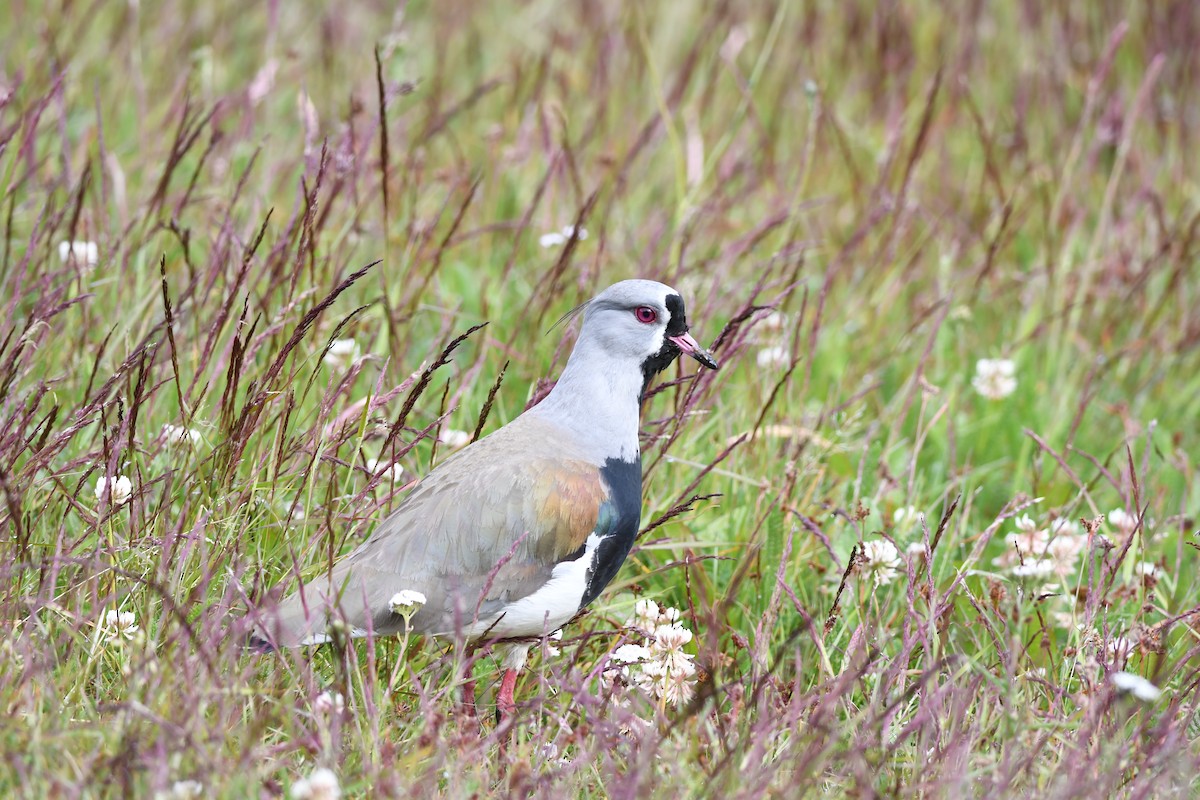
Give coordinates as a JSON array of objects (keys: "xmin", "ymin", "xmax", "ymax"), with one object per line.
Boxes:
[{"xmin": 639, "ymin": 293, "xmax": 688, "ymax": 400}]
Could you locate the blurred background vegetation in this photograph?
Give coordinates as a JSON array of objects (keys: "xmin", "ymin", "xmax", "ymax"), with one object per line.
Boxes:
[{"xmin": 0, "ymin": 1, "xmax": 1197, "ymax": 796}]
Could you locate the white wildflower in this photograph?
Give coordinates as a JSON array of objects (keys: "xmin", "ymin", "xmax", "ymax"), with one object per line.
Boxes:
[
  {"xmin": 1111, "ymin": 671, "xmax": 1162, "ymax": 702},
  {"xmin": 628, "ymin": 599, "xmax": 662, "ymax": 635},
  {"xmin": 905, "ymin": 541, "xmax": 927, "ymax": 557},
  {"xmin": 59, "ymin": 240, "xmax": 99, "ymax": 267},
  {"xmin": 756, "ymin": 346, "xmax": 789, "ymax": 368},
  {"xmin": 438, "ymin": 429, "xmax": 470, "ymax": 449},
  {"xmin": 660, "ymin": 666, "xmax": 697, "ymax": 706},
  {"xmin": 658, "ymin": 606, "xmax": 682, "ymax": 626},
  {"xmin": 651, "ymin": 623, "xmax": 695, "ymax": 675},
  {"xmin": 99, "ymin": 609, "xmax": 140, "ymax": 643},
  {"xmin": 1106, "ymin": 636, "xmax": 1137, "ymax": 664},
  {"xmin": 1045, "ymin": 531, "xmax": 1087, "ymax": 578},
  {"xmin": 652, "ymin": 623, "xmax": 693, "ymax": 651},
  {"xmin": 860, "ymin": 539, "xmax": 902, "ymax": 586},
  {"xmin": 1134, "ymin": 562, "xmax": 1160, "ymax": 579},
  {"xmin": 972, "ymin": 358, "xmax": 1017, "ymax": 400},
  {"xmin": 162, "ymin": 424, "xmax": 202, "ymax": 446},
  {"xmin": 611, "ymin": 643, "xmax": 652, "ymax": 664},
  {"xmin": 1011, "ymin": 559, "xmax": 1055, "ymax": 580},
  {"xmin": 1108, "ymin": 508, "xmax": 1138, "ymax": 534},
  {"xmin": 154, "ymin": 780, "xmax": 204, "ymax": 800},
  {"xmin": 1049, "ymin": 518, "xmax": 1081, "ymax": 537},
  {"xmin": 996, "ymin": 517, "xmax": 1050, "ymax": 570},
  {"xmin": 893, "ymin": 506, "xmax": 919, "ymax": 526},
  {"xmin": 388, "ymin": 590, "xmax": 427, "ymax": 613},
  {"xmin": 1014, "ymin": 514, "xmax": 1038, "ymax": 533},
  {"xmin": 538, "ymin": 225, "xmax": 588, "ymax": 248},
  {"xmin": 758, "ymin": 310, "xmax": 788, "ymax": 332},
  {"xmin": 313, "ymin": 690, "xmax": 344, "ymax": 716},
  {"xmin": 95, "ymin": 475, "xmax": 133, "ymax": 506},
  {"xmin": 365, "ymin": 458, "xmax": 404, "ymax": 482},
  {"xmin": 323, "ymin": 338, "xmax": 360, "ymax": 367},
  {"xmin": 610, "ymin": 609, "xmax": 698, "ymax": 707},
  {"xmin": 1051, "ymin": 610, "xmax": 1076, "ymax": 630},
  {"xmin": 291, "ymin": 766, "xmax": 340, "ymax": 800},
  {"xmin": 631, "ymin": 652, "xmax": 697, "ymax": 707},
  {"xmin": 949, "ymin": 305, "xmax": 973, "ymax": 321}
]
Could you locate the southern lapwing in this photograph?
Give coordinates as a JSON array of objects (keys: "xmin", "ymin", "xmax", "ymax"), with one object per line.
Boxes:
[{"xmin": 256, "ymin": 279, "xmax": 718, "ymax": 716}]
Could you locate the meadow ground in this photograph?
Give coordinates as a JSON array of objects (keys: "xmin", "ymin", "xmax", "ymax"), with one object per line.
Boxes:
[{"xmin": 1, "ymin": 1, "xmax": 1199, "ymax": 797}]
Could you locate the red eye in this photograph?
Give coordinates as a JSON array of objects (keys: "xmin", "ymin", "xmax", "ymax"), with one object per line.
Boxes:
[{"xmin": 634, "ymin": 306, "xmax": 658, "ymax": 324}]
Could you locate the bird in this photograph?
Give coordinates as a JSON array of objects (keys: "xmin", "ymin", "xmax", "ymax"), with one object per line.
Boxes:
[{"xmin": 254, "ymin": 279, "xmax": 719, "ymax": 716}]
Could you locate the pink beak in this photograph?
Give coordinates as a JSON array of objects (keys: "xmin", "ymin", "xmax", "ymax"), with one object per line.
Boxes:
[{"xmin": 668, "ymin": 332, "xmax": 719, "ymax": 370}]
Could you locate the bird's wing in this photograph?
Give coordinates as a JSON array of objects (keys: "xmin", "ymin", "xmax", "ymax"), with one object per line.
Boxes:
[{"xmin": 260, "ymin": 416, "xmax": 610, "ymax": 646}]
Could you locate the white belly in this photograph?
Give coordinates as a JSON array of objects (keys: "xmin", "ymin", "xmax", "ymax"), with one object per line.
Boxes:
[{"xmin": 463, "ymin": 533, "xmax": 602, "ymax": 640}]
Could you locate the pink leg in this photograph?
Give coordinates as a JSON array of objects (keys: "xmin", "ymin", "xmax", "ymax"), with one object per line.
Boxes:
[
  {"xmin": 497, "ymin": 668, "xmax": 519, "ymax": 721},
  {"xmin": 461, "ymin": 673, "xmax": 478, "ymax": 719}
]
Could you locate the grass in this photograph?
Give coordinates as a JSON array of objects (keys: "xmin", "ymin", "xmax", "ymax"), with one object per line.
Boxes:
[{"xmin": 2, "ymin": 0, "xmax": 1199, "ymax": 796}]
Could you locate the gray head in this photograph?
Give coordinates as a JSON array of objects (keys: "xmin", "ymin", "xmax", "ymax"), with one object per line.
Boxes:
[{"xmin": 573, "ymin": 279, "xmax": 719, "ymax": 395}]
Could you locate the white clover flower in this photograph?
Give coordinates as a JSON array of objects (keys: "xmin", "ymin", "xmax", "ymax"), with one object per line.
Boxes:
[
  {"xmin": 1107, "ymin": 636, "xmax": 1137, "ymax": 664},
  {"xmin": 611, "ymin": 643, "xmax": 652, "ymax": 664},
  {"xmin": 905, "ymin": 541, "xmax": 927, "ymax": 558},
  {"xmin": 99, "ymin": 609, "xmax": 140, "ymax": 643},
  {"xmin": 313, "ymin": 690, "xmax": 345, "ymax": 716},
  {"xmin": 949, "ymin": 305, "xmax": 973, "ymax": 321},
  {"xmin": 59, "ymin": 240, "xmax": 98, "ymax": 267},
  {"xmin": 860, "ymin": 539, "xmax": 902, "ymax": 586},
  {"xmin": 365, "ymin": 458, "xmax": 404, "ymax": 482},
  {"xmin": 95, "ymin": 475, "xmax": 133, "ymax": 506},
  {"xmin": 1011, "ymin": 559, "xmax": 1055, "ymax": 580},
  {"xmin": 323, "ymin": 338, "xmax": 360, "ymax": 367},
  {"xmin": 893, "ymin": 506, "xmax": 919, "ymax": 526},
  {"xmin": 972, "ymin": 358, "xmax": 1017, "ymax": 400},
  {"xmin": 1111, "ymin": 671, "xmax": 1162, "ymax": 702},
  {"xmin": 611, "ymin": 606, "xmax": 698, "ymax": 707},
  {"xmin": 438, "ymin": 429, "xmax": 470, "ymax": 449},
  {"xmin": 1108, "ymin": 508, "xmax": 1138, "ymax": 534},
  {"xmin": 154, "ymin": 780, "xmax": 204, "ymax": 800},
  {"xmin": 1051, "ymin": 611, "xmax": 1076, "ymax": 630},
  {"xmin": 1045, "ymin": 531, "xmax": 1087, "ymax": 577},
  {"xmin": 651, "ymin": 624, "xmax": 695, "ymax": 677},
  {"xmin": 759, "ymin": 310, "xmax": 788, "ymax": 332},
  {"xmin": 658, "ymin": 606, "xmax": 682, "ymax": 626},
  {"xmin": 652, "ymin": 623, "xmax": 693, "ymax": 651},
  {"xmin": 636, "ymin": 651, "xmax": 697, "ymax": 707},
  {"xmin": 628, "ymin": 599, "xmax": 662, "ymax": 636},
  {"xmin": 996, "ymin": 517, "xmax": 1051, "ymax": 570},
  {"xmin": 1013, "ymin": 514, "xmax": 1038, "ymax": 533},
  {"xmin": 1048, "ymin": 518, "xmax": 1081, "ymax": 537},
  {"xmin": 388, "ymin": 590, "xmax": 427, "ymax": 614},
  {"xmin": 291, "ymin": 766, "xmax": 340, "ymax": 800},
  {"xmin": 756, "ymin": 346, "xmax": 789, "ymax": 368},
  {"xmin": 162, "ymin": 424, "xmax": 202, "ymax": 446},
  {"xmin": 1134, "ymin": 562, "xmax": 1160, "ymax": 579},
  {"xmin": 538, "ymin": 225, "xmax": 588, "ymax": 248},
  {"xmin": 660, "ymin": 666, "xmax": 697, "ymax": 706}
]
